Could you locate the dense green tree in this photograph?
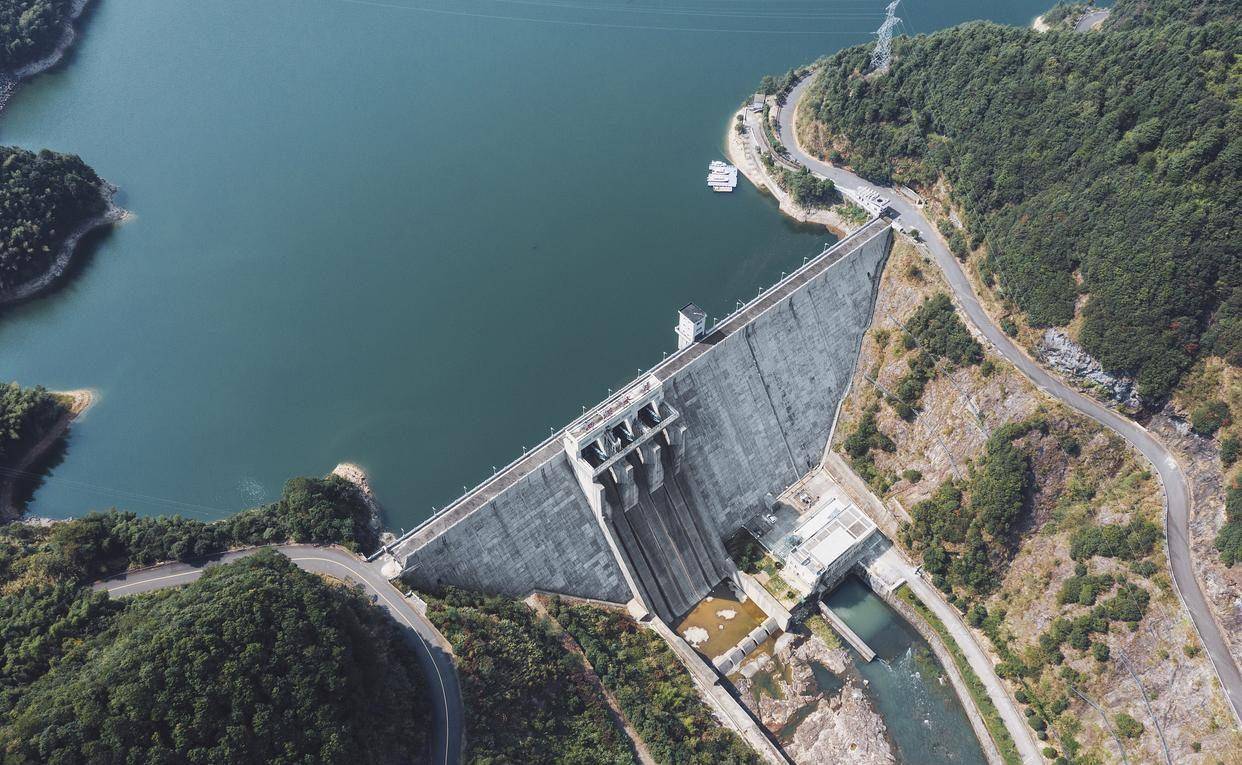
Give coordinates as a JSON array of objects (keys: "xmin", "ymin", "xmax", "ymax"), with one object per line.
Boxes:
[
  {"xmin": 900, "ymin": 419, "xmax": 1037, "ymax": 595},
  {"xmin": 801, "ymin": 0, "xmax": 1240, "ymax": 396},
  {"xmin": 971, "ymin": 436, "xmax": 1031, "ymax": 538},
  {"xmin": 1189, "ymin": 399, "xmax": 1230, "ymax": 436},
  {"xmin": 0, "ymin": 551, "xmax": 430, "ymax": 765},
  {"xmin": 0, "ymin": 381, "xmax": 64, "ymax": 467},
  {"xmin": 0, "ymin": 0, "xmax": 79, "ymax": 71},
  {"xmin": 549, "ymin": 601, "xmax": 761, "ymax": 765},
  {"xmin": 1069, "ymin": 517, "xmax": 1160, "ymax": 560},
  {"xmin": 905, "ymin": 293, "xmax": 983, "ymax": 366},
  {"xmin": 31, "ymin": 475, "xmax": 378, "ymax": 583},
  {"xmin": 221, "ymin": 475, "xmax": 377, "ymax": 552},
  {"xmin": 0, "ymin": 147, "xmax": 107, "ymax": 291},
  {"xmin": 425, "ymin": 588, "xmax": 635, "ymax": 765}
]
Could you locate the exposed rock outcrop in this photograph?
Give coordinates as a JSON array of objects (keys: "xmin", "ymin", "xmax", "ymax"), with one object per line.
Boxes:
[{"xmin": 1038, "ymin": 329, "xmax": 1143, "ymax": 409}]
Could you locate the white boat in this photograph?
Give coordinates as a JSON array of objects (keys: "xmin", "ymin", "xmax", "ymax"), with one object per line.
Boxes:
[{"xmin": 707, "ymin": 161, "xmax": 738, "ymax": 192}]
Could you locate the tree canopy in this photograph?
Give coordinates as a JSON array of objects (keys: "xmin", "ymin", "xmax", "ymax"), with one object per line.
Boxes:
[
  {"xmin": 0, "ymin": 0, "xmax": 77, "ymax": 71},
  {"xmin": 42, "ymin": 474, "xmax": 379, "ymax": 582},
  {"xmin": 801, "ymin": 0, "xmax": 1239, "ymax": 396},
  {"xmin": 548, "ymin": 600, "xmax": 761, "ymax": 765},
  {"xmin": 0, "ymin": 551, "xmax": 430, "ymax": 765},
  {"xmin": 426, "ymin": 588, "xmax": 635, "ymax": 765},
  {"xmin": 0, "ymin": 146, "xmax": 107, "ymax": 292},
  {"xmin": 0, "ymin": 380, "xmax": 64, "ymax": 468}
]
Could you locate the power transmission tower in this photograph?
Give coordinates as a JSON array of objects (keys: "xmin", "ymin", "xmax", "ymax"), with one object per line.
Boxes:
[{"xmin": 870, "ymin": 1, "xmax": 902, "ymax": 74}]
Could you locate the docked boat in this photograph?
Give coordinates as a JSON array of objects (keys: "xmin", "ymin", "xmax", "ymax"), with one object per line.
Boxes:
[{"xmin": 707, "ymin": 160, "xmax": 738, "ymax": 192}]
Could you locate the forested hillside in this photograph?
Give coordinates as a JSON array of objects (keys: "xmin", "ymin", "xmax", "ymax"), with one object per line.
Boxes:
[
  {"xmin": 425, "ymin": 589, "xmax": 637, "ymax": 764},
  {"xmin": 0, "ymin": 480, "xmax": 420, "ymax": 762},
  {"xmin": 0, "ymin": 0, "xmax": 77, "ymax": 72},
  {"xmin": 0, "ymin": 381, "xmax": 65, "ymax": 468},
  {"xmin": 0, "ymin": 551, "xmax": 430, "ymax": 764},
  {"xmin": 0, "ymin": 146, "xmax": 107, "ymax": 293},
  {"xmin": 800, "ymin": 0, "xmax": 1239, "ymax": 396}
]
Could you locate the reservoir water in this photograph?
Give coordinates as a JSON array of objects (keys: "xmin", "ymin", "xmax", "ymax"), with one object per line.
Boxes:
[
  {"xmin": 0, "ymin": 0, "xmax": 1047, "ymax": 527},
  {"xmin": 826, "ymin": 578, "xmax": 989, "ymax": 764}
]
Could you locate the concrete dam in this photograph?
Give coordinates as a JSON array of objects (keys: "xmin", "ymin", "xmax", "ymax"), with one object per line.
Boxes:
[{"xmin": 388, "ymin": 218, "xmax": 893, "ymax": 622}]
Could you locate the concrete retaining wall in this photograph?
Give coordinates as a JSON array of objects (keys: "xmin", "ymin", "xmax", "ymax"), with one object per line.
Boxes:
[{"xmin": 398, "ymin": 221, "xmax": 892, "ymax": 602}]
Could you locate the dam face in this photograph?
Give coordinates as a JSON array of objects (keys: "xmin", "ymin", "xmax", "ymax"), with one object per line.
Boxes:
[{"xmin": 392, "ymin": 219, "xmax": 893, "ymax": 616}]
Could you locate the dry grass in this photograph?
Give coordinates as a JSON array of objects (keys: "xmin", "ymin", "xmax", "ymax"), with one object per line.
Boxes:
[{"xmin": 831, "ymin": 242, "xmax": 1240, "ymax": 763}]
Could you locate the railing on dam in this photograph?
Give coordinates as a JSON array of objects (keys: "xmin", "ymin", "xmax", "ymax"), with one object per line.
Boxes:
[{"xmin": 385, "ymin": 216, "xmax": 891, "ymax": 559}]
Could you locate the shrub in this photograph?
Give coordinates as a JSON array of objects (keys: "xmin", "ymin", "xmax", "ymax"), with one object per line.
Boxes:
[
  {"xmin": 1114, "ymin": 712, "xmax": 1144, "ymax": 739},
  {"xmin": 1216, "ymin": 483, "xmax": 1242, "ymax": 566},
  {"xmin": 1221, "ymin": 436, "xmax": 1240, "ymax": 467},
  {"xmin": 1190, "ymin": 400, "xmax": 1230, "ymax": 437},
  {"xmin": 1070, "ymin": 519, "xmax": 1160, "ymax": 561}
]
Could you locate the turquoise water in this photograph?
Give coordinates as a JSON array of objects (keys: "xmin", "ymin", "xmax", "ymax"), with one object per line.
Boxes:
[
  {"xmin": 0, "ymin": 0, "xmax": 1047, "ymax": 527},
  {"xmin": 826, "ymin": 577, "xmax": 988, "ymax": 765}
]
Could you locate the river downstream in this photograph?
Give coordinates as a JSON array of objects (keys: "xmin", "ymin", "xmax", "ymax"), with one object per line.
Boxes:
[
  {"xmin": 826, "ymin": 578, "xmax": 989, "ymax": 764},
  {"xmin": 0, "ymin": 0, "xmax": 1047, "ymax": 530}
]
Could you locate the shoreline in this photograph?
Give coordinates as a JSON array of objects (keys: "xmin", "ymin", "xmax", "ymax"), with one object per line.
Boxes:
[
  {"xmin": 331, "ymin": 462, "xmax": 394, "ymax": 546},
  {"xmin": 725, "ymin": 106, "xmax": 854, "ymax": 237},
  {"xmin": 0, "ymin": 182, "xmax": 128, "ymax": 306},
  {"xmin": 0, "ymin": 0, "xmax": 94, "ymax": 112},
  {"xmin": 0, "ymin": 388, "xmax": 97, "ymax": 521}
]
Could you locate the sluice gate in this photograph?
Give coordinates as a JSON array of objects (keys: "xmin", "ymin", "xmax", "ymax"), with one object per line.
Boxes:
[
  {"xmin": 566, "ymin": 375, "xmax": 734, "ymax": 622},
  {"xmin": 601, "ymin": 452, "xmax": 734, "ymax": 622}
]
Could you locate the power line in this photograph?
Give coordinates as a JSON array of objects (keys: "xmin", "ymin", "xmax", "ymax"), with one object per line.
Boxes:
[
  {"xmin": 486, "ymin": 0, "xmax": 885, "ymax": 20},
  {"xmin": 329, "ymin": 0, "xmax": 883, "ymax": 34},
  {"xmin": 0, "ymin": 465, "xmax": 238, "ymax": 520}
]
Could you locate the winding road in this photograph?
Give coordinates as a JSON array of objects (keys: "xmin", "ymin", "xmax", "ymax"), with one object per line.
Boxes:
[
  {"xmin": 94, "ymin": 545, "xmax": 464, "ymax": 765},
  {"xmin": 775, "ymin": 74, "xmax": 1242, "ymax": 725}
]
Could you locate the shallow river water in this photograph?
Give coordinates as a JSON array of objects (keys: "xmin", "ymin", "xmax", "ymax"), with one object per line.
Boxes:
[{"xmin": 826, "ymin": 577, "xmax": 988, "ymax": 765}]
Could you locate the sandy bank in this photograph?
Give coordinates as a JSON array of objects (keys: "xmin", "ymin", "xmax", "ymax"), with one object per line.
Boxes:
[
  {"xmin": 1031, "ymin": 14, "xmax": 1050, "ymax": 32},
  {"xmin": 1, "ymin": 388, "xmax": 97, "ymax": 521},
  {"xmin": 0, "ymin": 182, "xmax": 129, "ymax": 306},
  {"xmin": 725, "ymin": 107, "xmax": 856, "ymax": 237}
]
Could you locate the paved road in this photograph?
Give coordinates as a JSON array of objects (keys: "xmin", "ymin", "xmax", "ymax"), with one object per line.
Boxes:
[
  {"xmin": 874, "ymin": 546, "xmax": 1044, "ymax": 764},
  {"xmin": 777, "ymin": 74, "xmax": 1242, "ymax": 724},
  {"xmin": 95, "ymin": 545, "xmax": 464, "ymax": 765}
]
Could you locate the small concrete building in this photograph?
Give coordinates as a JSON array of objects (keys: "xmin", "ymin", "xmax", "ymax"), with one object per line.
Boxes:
[
  {"xmin": 853, "ymin": 188, "xmax": 892, "ymax": 217},
  {"xmin": 675, "ymin": 303, "xmax": 706, "ymax": 350},
  {"xmin": 750, "ymin": 93, "xmax": 766, "ymax": 111},
  {"xmin": 782, "ymin": 499, "xmax": 876, "ymax": 595}
]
